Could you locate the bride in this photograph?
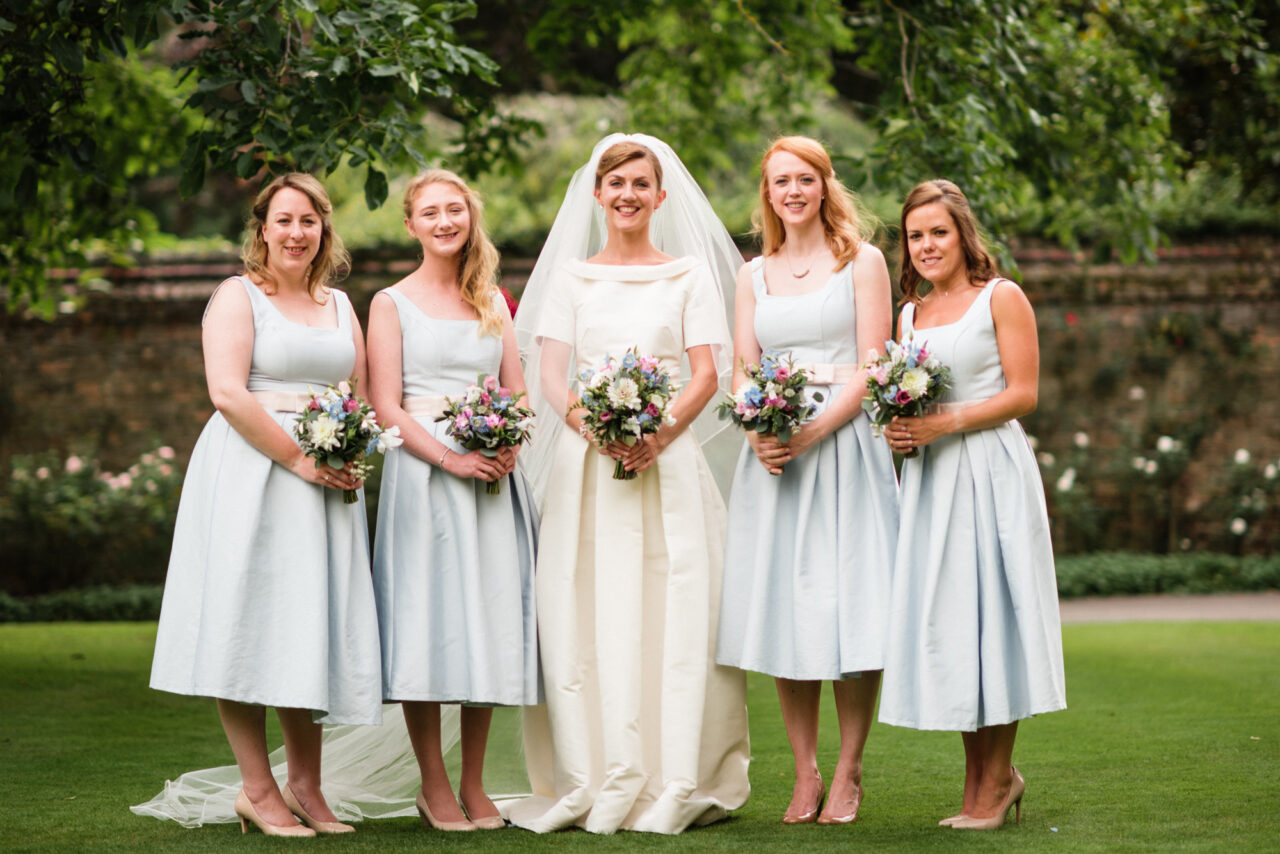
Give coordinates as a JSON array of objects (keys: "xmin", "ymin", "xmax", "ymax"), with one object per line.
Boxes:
[
  {"xmin": 503, "ymin": 134, "xmax": 750, "ymax": 834},
  {"xmin": 132, "ymin": 135, "xmax": 748, "ymax": 834}
]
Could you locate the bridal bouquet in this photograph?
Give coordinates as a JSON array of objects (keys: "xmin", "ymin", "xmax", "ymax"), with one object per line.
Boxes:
[
  {"xmin": 577, "ymin": 348, "xmax": 678, "ymax": 480},
  {"xmin": 715, "ymin": 351, "xmax": 824, "ymax": 443},
  {"xmin": 861, "ymin": 334, "xmax": 953, "ymax": 457},
  {"xmin": 294, "ymin": 380, "xmax": 402, "ymax": 503},
  {"xmin": 437, "ymin": 373, "xmax": 536, "ymax": 494}
]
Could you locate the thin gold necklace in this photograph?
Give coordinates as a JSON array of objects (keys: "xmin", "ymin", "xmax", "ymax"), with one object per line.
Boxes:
[{"xmin": 785, "ymin": 245, "xmax": 822, "ymax": 279}]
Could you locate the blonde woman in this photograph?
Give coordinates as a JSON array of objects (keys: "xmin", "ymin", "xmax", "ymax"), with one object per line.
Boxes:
[
  {"xmin": 367, "ymin": 170, "xmax": 538, "ymax": 831},
  {"xmin": 716, "ymin": 137, "xmax": 898, "ymax": 825},
  {"xmin": 147, "ymin": 173, "xmax": 381, "ymax": 836}
]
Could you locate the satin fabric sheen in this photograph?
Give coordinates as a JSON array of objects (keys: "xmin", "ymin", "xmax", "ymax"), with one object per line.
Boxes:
[
  {"xmin": 502, "ymin": 258, "xmax": 751, "ymax": 834},
  {"xmin": 879, "ymin": 280, "xmax": 1067, "ymax": 731}
]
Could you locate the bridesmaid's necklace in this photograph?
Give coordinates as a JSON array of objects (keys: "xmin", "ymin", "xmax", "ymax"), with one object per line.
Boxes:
[{"xmin": 784, "ymin": 245, "xmax": 822, "ymax": 279}]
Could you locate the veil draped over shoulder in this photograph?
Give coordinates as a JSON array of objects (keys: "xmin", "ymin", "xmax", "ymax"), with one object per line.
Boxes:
[{"xmin": 131, "ymin": 133, "xmax": 742, "ymax": 827}]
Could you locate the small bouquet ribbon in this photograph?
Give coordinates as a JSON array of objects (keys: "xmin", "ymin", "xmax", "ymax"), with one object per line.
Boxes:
[
  {"xmin": 437, "ymin": 374, "xmax": 536, "ymax": 494},
  {"xmin": 861, "ymin": 333, "xmax": 954, "ymax": 458},
  {"xmin": 294, "ymin": 379, "xmax": 402, "ymax": 503},
  {"xmin": 577, "ymin": 348, "xmax": 678, "ymax": 480}
]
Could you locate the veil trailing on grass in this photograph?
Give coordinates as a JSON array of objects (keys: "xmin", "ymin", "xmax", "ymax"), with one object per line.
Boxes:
[{"xmin": 130, "ymin": 705, "xmax": 529, "ymax": 826}]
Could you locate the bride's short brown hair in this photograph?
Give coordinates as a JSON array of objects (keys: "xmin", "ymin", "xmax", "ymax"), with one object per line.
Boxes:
[{"xmin": 594, "ymin": 142, "xmax": 664, "ymax": 190}]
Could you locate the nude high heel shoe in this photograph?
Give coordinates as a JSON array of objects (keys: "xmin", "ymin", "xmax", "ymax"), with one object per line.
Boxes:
[
  {"xmin": 938, "ymin": 812, "xmax": 968, "ymax": 826},
  {"xmin": 460, "ymin": 796, "xmax": 507, "ymax": 830},
  {"xmin": 234, "ymin": 789, "xmax": 315, "ymax": 838},
  {"xmin": 416, "ymin": 791, "xmax": 476, "ymax": 831},
  {"xmin": 951, "ymin": 768, "xmax": 1024, "ymax": 830},
  {"xmin": 282, "ymin": 784, "xmax": 355, "ymax": 834},
  {"xmin": 816, "ymin": 780, "xmax": 862, "ymax": 825},
  {"xmin": 781, "ymin": 772, "xmax": 825, "ymax": 825}
]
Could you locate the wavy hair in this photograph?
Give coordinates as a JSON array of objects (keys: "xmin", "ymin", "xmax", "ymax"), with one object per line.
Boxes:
[
  {"xmin": 403, "ymin": 169, "xmax": 503, "ymax": 337},
  {"xmin": 897, "ymin": 179, "xmax": 999, "ymax": 305},
  {"xmin": 753, "ymin": 136, "xmax": 874, "ymax": 266},
  {"xmin": 241, "ymin": 172, "xmax": 349, "ymax": 301}
]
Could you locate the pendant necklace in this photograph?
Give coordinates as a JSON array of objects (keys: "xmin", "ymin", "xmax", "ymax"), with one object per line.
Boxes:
[{"xmin": 785, "ymin": 246, "xmax": 820, "ymax": 279}]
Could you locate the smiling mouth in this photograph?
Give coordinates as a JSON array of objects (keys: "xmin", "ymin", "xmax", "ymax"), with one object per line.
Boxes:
[
  {"xmin": 614, "ymin": 204, "xmax": 640, "ymax": 216},
  {"xmin": 284, "ymin": 246, "xmax": 308, "ymax": 255}
]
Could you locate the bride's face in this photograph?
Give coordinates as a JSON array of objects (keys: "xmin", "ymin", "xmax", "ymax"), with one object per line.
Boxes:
[
  {"xmin": 595, "ymin": 159, "xmax": 666, "ymax": 234},
  {"xmin": 405, "ymin": 182, "xmax": 471, "ymax": 260},
  {"xmin": 765, "ymin": 150, "xmax": 824, "ymax": 230}
]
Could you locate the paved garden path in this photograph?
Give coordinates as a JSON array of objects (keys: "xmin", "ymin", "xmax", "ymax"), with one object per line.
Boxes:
[{"xmin": 1060, "ymin": 590, "xmax": 1280, "ymax": 623}]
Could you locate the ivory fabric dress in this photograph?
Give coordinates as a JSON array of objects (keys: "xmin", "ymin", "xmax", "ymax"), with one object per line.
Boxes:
[
  {"xmin": 502, "ymin": 257, "xmax": 751, "ymax": 835},
  {"xmin": 879, "ymin": 279, "xmax": 1066, "ymax": 731},
  {"xmin": 372, "ymin": 288, "xmax": 539, "ymax": 706},
  {"xmin": 716, "ymin": 258, "xmax": 899, "ymax": 679},
  {"xmin": 149, "ymin": 276, "xmax": 382, "ymax": 726}
]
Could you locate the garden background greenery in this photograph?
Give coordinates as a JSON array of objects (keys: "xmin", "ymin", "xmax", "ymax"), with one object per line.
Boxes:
[{"xmin": 2, "ymin": 3, "xmax": 1279, "ymax": 849}]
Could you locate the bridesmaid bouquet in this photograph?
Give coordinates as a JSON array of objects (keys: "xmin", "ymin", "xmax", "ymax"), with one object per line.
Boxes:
[
  {"xmin": 715, "ymin": 351, "xmax": 824, "ymax": 443},
  {"xmin": 294, "ymin": 380, "xmax": 402, "ymax": 503},
  {"xmin": 437, "ymin": 373, "xmax": 536, "ymax": 494},
  {"xmin": 861, "ymin": 334, "xmax": 953, "ymax": 457},
  {"xmin": 577, "ymin": 348, "xmax": 678, "ymax": 480}
]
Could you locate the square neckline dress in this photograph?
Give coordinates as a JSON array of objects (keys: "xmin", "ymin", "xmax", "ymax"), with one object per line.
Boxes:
[
  {"xmin": 878, "ymin": 279, "xmax": 1067, "ymax": 731},
  {"xmin": 149, "ymin": 276, "xmax": 382, "ymax": 726}
]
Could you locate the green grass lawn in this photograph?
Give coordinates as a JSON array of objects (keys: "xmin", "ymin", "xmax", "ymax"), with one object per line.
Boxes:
[{"xmin": 1, "ymin": 621, "xmax": 1277, "ymax": 852}]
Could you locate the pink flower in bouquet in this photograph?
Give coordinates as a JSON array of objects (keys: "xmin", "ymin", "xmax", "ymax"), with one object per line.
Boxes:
[
  {"xmin": 483, "ymin": 375, "xmax": 500, "ymax": 392},
  {"xmin": 599, "ymin": 411, "xmax": 612, "ymax": 421},
  {"xmin": 870, "ymin": 364, "xmax": 889, "ymax": 385},
  {"xmin": 480, "ymin": 393, "xmax": 492, "ymax": 405},
  {"xmin": 454, "ymin": 414, "xmax": 469, "ymax": 430},
  {"xmin": 337, "ymin": 380, "xmax": 352, "ymax": 395},
  {"xmin": 894, "ymin": 388, "xmax": 914, "ymax": 405},
  {"xmin": 645, "ymin": 402, "xmax": 661, "ymax": 417},
  {"xmin": 485, "ymin": 414, "xmax": 502, "ymax": 429},
  {"xmin": 308, "ymin": 398, "xmax": 322, "ymax": 411},
  {"xmin": 343, "ymin": 397, "xmax": 360, "ymax": 413},
  {"xmin": 766, "ymin": 396, "xmax": 786, "ymax": 408},
  {"xmin": 775, "ymin": 367, "xmax": 790, "ymax": 381}
]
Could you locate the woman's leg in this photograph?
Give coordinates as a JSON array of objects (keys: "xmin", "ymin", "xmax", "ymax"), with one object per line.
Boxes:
[
  {"xmin": 216, "ymin": 699, "xmax": 294, "ymax": 827},
  {"xmin": 820, "ymin": 670, "xmax": 881, "ymax": 821},
  {"xmin": 276, "ymin": 706, "xmax": 342, "ymax": 823},
  {"xmin": 776, "ymin": 677, "xmax": 824, "ymax": 821},
  {"xmin": 968, "ymin": 722, "xmax": 1018, "ymax": 819},
  {"xmin": 403, "ymin": 701, "xmax": 468, "ymax": 822},
  {"xmin": 457, "ymin": 706, "xmax": 501, "ymax": 821}
]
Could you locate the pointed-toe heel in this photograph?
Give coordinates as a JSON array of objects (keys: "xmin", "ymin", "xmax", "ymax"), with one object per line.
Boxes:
[
  {"xmin": 416, "ymin": 791, "xmax": 476, "ymax": 831},
  {"xmin": 951, "ymin": 769, "xmax": 1025, "ymax": 831},
  {"xmin": 460, "ymin": 799, "xmax": 507, "ymax": 830},
  {"xmin": 282, "ymin": 784, "xmax": 355, "ymax": 834},
  {"xmin": 234, "ymin": 789, "xmax": 315, "ymax": 838},
  {"xmin": 781, "ymin": 774, "xmax": 825, "ymax": 825}
]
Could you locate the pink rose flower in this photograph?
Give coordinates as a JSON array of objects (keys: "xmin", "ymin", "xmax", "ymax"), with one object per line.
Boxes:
[
  {"xmin": 65, "ymin": 455, "xmax": 84, "ymax": 474},
  {"xmin": 343, "ymin": 398, "xmax": 360, "ymax": 413},
  {"xmin": 775, "ymin": 368, "xmax": 789, "ymax": 381},
  {"xmin": 483, "ymin": 375, "xmax": 500, "ymax": 391},
  {"xmin": 337, "ymin": 380, "xmax": 352, "ymax": 396},
  {"xmin": 158, "ymin": 446, "xmax": 176, "ymax": 460},
  {"xmin": 894, "ymin": 389, "xmax": 914, "ymax": 405}
]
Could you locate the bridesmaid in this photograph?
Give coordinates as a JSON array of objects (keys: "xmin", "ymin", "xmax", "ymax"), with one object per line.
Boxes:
[
  {"xmin": 366, "ymin": 169, "xmax": 539, "ymax": 831},
  {"xmin": 879, "ymin": 180, "xmax": 1066, "ymax": 829},
  {"xmin": 716, "ymin": 137, "xmax": 899, "ymax": 825},
  {"xmin": 149, "ymin": 173, "xmax": 381, "ymax": 836}
]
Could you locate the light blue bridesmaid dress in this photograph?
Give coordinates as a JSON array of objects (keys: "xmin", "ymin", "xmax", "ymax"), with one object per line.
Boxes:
[
  {"xmin": 716, "ymin": 257, "xmax": 899, "ymax": 679},
  {"xmin": 150, "ymin": 277, "xmax": 382, "ymax": 726},
  {"xmin": 879, "ymin": 279, "xmax": 1067, "ymax": 731},
  {"xmin": 372, "ymin": 288, "xmax": 539, "ymax": 706}
]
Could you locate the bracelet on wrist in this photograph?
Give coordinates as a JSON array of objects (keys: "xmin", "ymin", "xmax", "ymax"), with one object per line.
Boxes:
[{"xmin": 438, "ymin": 448, "xmax": 450, "ymax": 468}]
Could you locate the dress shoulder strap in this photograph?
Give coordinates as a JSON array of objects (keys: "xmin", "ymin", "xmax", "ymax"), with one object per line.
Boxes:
[
  {"xmin": 202, "ymin": 275, "xmax": 260, "ymax": 327},
  {"xmin": 750, "ymin": 255, "xmax": 767, "ymax": 298},
  {"xmin": 899, "ymin": 300, "xmax": 916, "ymax": 335}
]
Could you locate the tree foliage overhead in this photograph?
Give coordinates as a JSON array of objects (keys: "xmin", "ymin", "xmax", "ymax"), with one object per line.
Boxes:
[{"xmin": 2, "ymin": 0, "xmax": 1278, "ymax": 315}]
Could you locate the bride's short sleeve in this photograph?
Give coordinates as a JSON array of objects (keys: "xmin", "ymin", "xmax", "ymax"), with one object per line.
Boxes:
[
  {"xmin": 681, "ymin": 262, "xmax": 729, "ymax": 350},
  {"xmin": 535, "ymin": 271, "xmax": 575, "ymax": 345}
]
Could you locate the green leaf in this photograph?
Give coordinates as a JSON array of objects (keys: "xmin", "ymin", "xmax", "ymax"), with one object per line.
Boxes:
[
  {"xmin": 326, "ymin": 454, "xmax": 344, "ymax": 469},
  {"xmin": 363, "ymin": 165, "xmax": 388, "ymax": 210},
  {"xmin": 239, "ymin": 80, "xmax": 258, "ymax": 105}
]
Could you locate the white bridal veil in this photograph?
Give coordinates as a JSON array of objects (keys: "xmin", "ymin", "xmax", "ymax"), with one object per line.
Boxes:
[
  {"xmin": 515, "ymin": 132, "xmax": 743, "ymax": 502},
  {"xmin": 131, "ymin": 134, "xmax": 743, "ymax": 827}
]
